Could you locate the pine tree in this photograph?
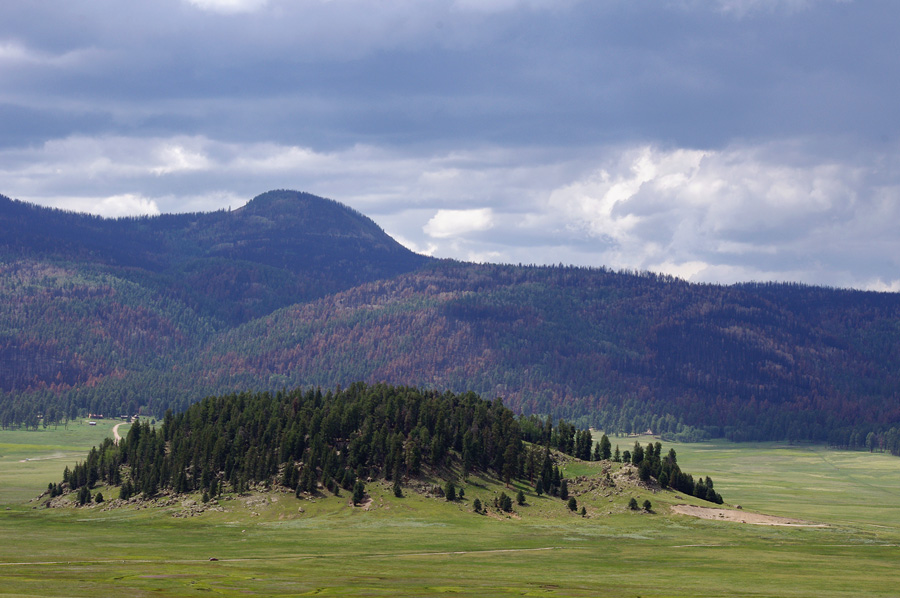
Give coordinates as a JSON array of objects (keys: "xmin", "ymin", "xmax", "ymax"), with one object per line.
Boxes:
[
  {"xmin": 600, "ymin": 434, "xmax": 612, "ymax": 460},
  {"xmin": 551, "ymin": 465, "xmax": 561, "ymax": 496},
  {"xmin": 516, "ymin": 490, "xmax": 525, "ymax": 505},
  {"xmin": 567, "ymin": 496, "xmax": 577, "ymax": 511},
  {"xmin": 352, "ymin": 481, "xmax": 366, "ymax": 505},
  {"xmin": 494, "ymin": 492, "xmax": 512, "ymax": 512},
  {"xmin": 658, "ymin": 471, "xmax": 669, "ymax": 489},
  {"xmin": 639, "ymin": 460, "xmax": 651, "ymax": 482},
  {"xmin": 632, "ymin": 442, "xmax": 644, "ymax": 466},
  {"xmin": 473, "ymin": 497, "xmax": 482, "ymax": 513},
  {"xmin": 445, "ymin": 481, "xmax": 456, "ymax": 501},
  {"xmin": 119, "ymin": 480, "xmax": 133, "ymax": 501}
]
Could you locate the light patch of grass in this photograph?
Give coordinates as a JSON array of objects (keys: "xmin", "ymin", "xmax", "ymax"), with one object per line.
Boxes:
[{"xmin": 0, "ymin": 419, "xmax": 121, "ymax": 504}]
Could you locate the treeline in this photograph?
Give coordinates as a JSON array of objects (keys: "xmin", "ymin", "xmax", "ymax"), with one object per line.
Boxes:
[
  {"xmin": 853, "ymin": 427, "xmax": 900, "ymax": 457},
  {"xmin": 56, "ymin": 384, "xmax": 723, "ymax": 507}
]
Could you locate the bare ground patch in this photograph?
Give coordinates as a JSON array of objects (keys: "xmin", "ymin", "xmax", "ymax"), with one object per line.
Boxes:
[{"xmin": 671, "ymin": 504, "xmax": 828, "ymax": 527}]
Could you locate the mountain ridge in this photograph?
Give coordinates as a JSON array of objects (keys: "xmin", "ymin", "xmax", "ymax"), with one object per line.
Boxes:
[
  {"xmin": 2, "ymin": 190, "xmax": 900, "ymax": 451},
  {"xmin": 0, "ymin": 190, "xmax": 430, "ymax": 324}
]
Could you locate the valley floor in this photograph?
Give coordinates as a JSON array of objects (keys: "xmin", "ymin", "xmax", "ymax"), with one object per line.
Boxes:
[{"xmin": 2, "ymin": 424, "xmax": 899, "ymax": 597}]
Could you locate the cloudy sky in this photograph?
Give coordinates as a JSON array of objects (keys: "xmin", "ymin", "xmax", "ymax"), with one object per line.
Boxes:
[{"xmin": 2, "ymin": 0, "xmax": 899, "ymax": 290}]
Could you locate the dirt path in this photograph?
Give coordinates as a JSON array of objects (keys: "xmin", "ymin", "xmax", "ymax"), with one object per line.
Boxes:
[
  {"xmin": 671, "ymin": 504, "xmax": 828, "ymax": 527},
  {"xmin": 112, "ymin": 423, "xmax": 126, "ymax": 444}
]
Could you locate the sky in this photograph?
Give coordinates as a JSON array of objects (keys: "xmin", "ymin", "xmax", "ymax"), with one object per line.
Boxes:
[{"xmin": 1, "ymin": 0, "xmax": 899, "ymax": 290}]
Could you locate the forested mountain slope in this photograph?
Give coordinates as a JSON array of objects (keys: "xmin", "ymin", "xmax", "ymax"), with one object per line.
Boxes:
[
  {"xmin": 0, "ymin": 190, "xmax": 428, "ymax": 419},
  {"xmin": 192, "ymin": 261, "xmax": 900, "ymax": 445},
  {"xmin": 2, "ymin": 191, "xmax": 900, "ymax": 449}
]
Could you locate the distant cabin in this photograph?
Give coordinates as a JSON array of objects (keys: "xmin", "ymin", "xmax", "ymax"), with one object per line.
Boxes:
[{"xmin": 88, "ymin": 421, "xmax": 96, "ymax": 426}]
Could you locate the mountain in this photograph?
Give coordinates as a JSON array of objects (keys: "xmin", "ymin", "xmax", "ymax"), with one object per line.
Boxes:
[
  {"xmin": 0, "ymin": 190, "xmax": 428, "ymax": 412},
  {"xmin": 2, "ymin": 190, "xmax": 900, "ymax": 449},
  {"xmin": 181, "ymin": 261, "xmax": 900, "ymax": 445},
  {"xmin": 0, "ymin": 189, "xmax": 428, "ymax": 324}
]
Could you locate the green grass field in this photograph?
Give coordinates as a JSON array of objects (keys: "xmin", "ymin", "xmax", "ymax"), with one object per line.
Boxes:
[
  {"xmin": 0, "ymin": 419, "xmax": 128, "ymax": 504},
  {"xmin": 1, "ymin": 426, "xmax": 898, "ymax": 597}
]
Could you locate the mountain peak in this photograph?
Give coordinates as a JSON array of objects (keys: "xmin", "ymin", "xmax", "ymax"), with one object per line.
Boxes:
[
  {"xmin": 0, "ymin": 189, "xmax": 430, "ymax": 323},
  {"xmin": 239, "ymin": 189, "xmax": 328, "ymax": 213},
  {"xmin": 235, "ymin": 190, "xmax": 382, "ymax": 237}
]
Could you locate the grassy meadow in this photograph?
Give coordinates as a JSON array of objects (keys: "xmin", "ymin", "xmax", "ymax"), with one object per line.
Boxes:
[
  {"xmin": 1, "ymin": 424, "xmax": 899, "ymax": 597},
  {"xmin": 0, "ymin": 419, "xmax": 128, "ymax": 504}
]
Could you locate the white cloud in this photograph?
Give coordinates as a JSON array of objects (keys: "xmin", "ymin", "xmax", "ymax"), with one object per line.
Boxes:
[
  {"xmin": 452, "ymin": 0, "xmax": 576, "ymax": 13},
  {"xmin": 0, "ymin": 39, "xmax": 102, "ymax": 69},
  {"xmin": 545, "ymin": 141, "xmax": 899, "ymax": 285},
  {"xmin": 671, "ymin": 0, "xmax": 845, "ymax": 17},
  {"xmin": 185, "ymin": 0, "xmax": 268, "ymax": 14},
  {"xmin": 865, "ymin": 279, "xmax": 900, "ymax": 293},
  {"xmin": 0, "ymin": 41, "xmax": 31, "ymax": 63},
  {"xmin": 649, "ymin": 260, "xmax": 711, "ymax": 280},
  {"xmin": 388, "ymin": 232, "xmax": 439, "ymax": 257},
  {"xmin": 548, "ymin": 147, "xmax": 707, "ymax": 244},
  {"xmin": 151, "ymin": 144, "xmax": 213, "ymax": 176},
  {"xmin": 424, "ymin": 208, "xmax": 494, "ymax": 238},
  {"xmin": 92, "ymin": 194, "xmax": 161, "ymax": 218},
  {"xmin": 43, "ymin": 193, "xmax": 161, "ymax": 218},
  {"xmin": 36, "ymin": 191, "xmax": 247, "ymax": 218},
  {"xmin": 466, "ymin": 249, "xmax": 505, "ymax": 263}
]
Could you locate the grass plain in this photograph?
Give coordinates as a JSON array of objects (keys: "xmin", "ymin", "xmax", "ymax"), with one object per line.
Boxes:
[{"xmin": 1, "ymin": 424, "xmax": 898, "ymax": 597}]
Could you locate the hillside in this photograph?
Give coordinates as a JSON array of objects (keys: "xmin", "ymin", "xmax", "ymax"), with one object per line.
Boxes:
[
  {"xmin": 2, "ymin": 190, "xmax": 900, "ymax": 447},
  {"xmin": 188, "ymin": 261, "xmax": 900, "ymax": 445},
  {"xmin": 53, "ymin": 384, "xmax": 721, "ymax": 512}
]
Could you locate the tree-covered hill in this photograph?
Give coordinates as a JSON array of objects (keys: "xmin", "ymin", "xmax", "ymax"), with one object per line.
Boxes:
[
  {"xmin": 54, "ymin": 383, "xmax": 721, "ymax": 509},
  {"xmin": 3, "ymin": 190, "xmax": 900, "ymax": 448}
]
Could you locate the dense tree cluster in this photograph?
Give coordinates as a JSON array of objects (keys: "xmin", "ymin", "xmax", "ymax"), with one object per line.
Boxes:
[
  {"xmin": 57, "ymin": 384, "xmax": 726, "ymax": 510},
  {"xmin": 60, "ymin": 384, "xmax": 530, "ymax": 499}
]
